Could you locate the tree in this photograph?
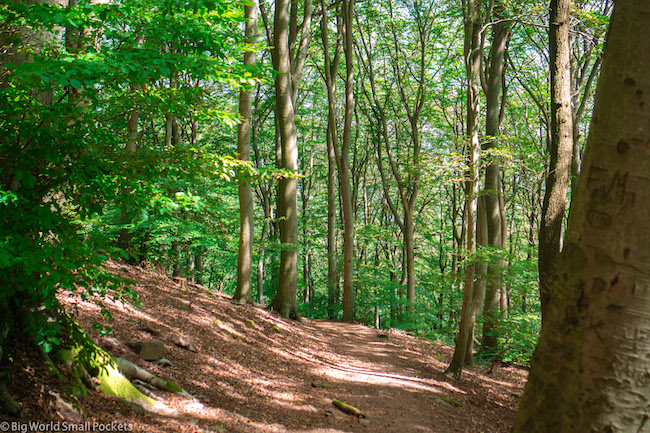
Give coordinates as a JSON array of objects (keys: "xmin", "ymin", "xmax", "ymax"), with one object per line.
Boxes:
[
  {"xmin": 538, "ymin": 0, "xmax": 574, "ymax": 320},
  {"xmin": 513, "ymin": 0, "xmax": 650, "ymax": 430},
  {"xmin": 234, "ymin": 0, "xmax": 259, "ymax": 304},
  {"xmin": 385, "ymin": 0, "xmax": 434, "ymax": 315},
  {"xmin": 270, "ymin": 0, "xmax": 301, "ymax": 319},
  {"xmin": 339, "ymin": 0, "xmax": 356, "ymax": 322},
  {"xmin": 445, "ymin": 0, "xmax": 482, "ymax": 380},
  {"xmin": 481, "ymin": 1, "xmax": 510, "ymax": 356},
  {"xmin": 319, "ymin": 0, "xmax": 342, "ymax": 318}
]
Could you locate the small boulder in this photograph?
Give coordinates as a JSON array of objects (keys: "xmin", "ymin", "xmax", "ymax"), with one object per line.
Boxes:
[
  {"xmin": 100, "ymin": 337, "xmax": 122, "ymax": 352},
  {"xmin": 126, "ymin": 339, "xmax": 166, "ymax": 361},
  {"xmin": 50, "ymin": 392, "xmax": 83, "ymax": 422},
  {"xmin": 169, "ymin": 333, "xmax": 197, "ymax": 352}
]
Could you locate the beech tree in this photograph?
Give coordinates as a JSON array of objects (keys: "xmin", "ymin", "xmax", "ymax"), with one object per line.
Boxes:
[
  {"xmin": 234, "ymin": 0, "xmax": 259, "ymax": 304},
  {"xmin": 339, "ymin": 0, "xmax": 356, "ymax": 322},
  {"xmin": 270, "ymin": 0, "xmax": 301, "ymax": 319},
  {"xmin": 481, "ymin": 0, "xmax": 510, "ymax": 356},
  {"xmin": 445, "ymin": 0, "xmax": 482, "ymax": 379},
  {"xmin": 513, "ymin": 0, "xmax": 650, "ymax": 430},
  {"xmin": 319, "ymin": 0, "xmax": 343, "ymax": 319},
  {"xmin": 538, "ymin": 0, "xmax": 574, "ymax": 320}
]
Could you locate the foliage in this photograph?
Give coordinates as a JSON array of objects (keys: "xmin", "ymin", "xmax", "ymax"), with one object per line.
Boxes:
[
  {"xmin": 1, "ymin": 0, "xmax": 610, "ymax": 369},
  {"xmin": 0, "ymin": 0, "xmax": 251, "ymax": 351}
]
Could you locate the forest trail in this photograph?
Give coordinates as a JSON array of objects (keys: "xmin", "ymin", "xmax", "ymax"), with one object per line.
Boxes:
[{"xmin": 5, "ymin": 261, "xmax": 526, "ymax": 432}]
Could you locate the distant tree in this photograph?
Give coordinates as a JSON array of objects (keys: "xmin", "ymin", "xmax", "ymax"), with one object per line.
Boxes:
[
  {"xmin": 319, "ymin": 0, "xmax": 342, "ymax": 319},
  {"xmin": 513, "ymin": 0, "xmax": 650, "ymax": 430}
]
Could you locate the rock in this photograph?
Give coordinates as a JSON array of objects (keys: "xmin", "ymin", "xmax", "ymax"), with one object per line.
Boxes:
[
  {"xmin": 100, "ymin": 337, "xmax": 122, "ymax": 352},
  {"xmin": 126, "ymin": 339, "xmax": 166, "ymax": 361},
  {"xmin": 50, "ymin": 392, "xmax": 83, "ymax": 422},
  {"xmin": 169, "ymin": 333, "xmax": 197, "ymax": 352}
]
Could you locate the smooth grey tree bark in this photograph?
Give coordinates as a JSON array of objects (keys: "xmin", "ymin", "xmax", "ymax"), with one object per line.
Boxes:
[
  {"xmin": 445, "ymin": 0, "xmax": 482, "ymax": 380},
  {"xmin": 513, "ymin": 0, "xmax": 650, "ymax": 430},
  {"xmin": 320, "ymin": 0, "xmax": 344, "ymax": 319},
  {"xmin": 481, "ymin": 6, "xmax": 510, "ymax": 356},
  {"xmin": 270, "ymin": 0, "xmax": 301, "ymax": 319},
  {"xmin": 234, "ymin": 0, "xmax": 258, "ymax": 304},
  {"xmin": 339, "ymin": 0, "xmax": 356, "ymax": 323}
]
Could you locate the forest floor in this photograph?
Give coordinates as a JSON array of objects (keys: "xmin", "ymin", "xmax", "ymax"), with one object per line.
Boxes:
[{"xmin": 2, "ymin": 261, "xmax": 527, "ymax": 432}]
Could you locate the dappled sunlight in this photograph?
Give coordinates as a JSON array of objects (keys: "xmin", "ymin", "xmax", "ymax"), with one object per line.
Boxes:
[
  {"xmin": 313, "ymin": 362, "xmax": 462, "ymax": 395},
  {"xmin": 54, "ymin": 261, "xmax": 526, "ymax": 433}
]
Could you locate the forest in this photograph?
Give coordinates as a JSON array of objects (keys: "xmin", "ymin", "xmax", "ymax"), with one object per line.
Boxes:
[{"xmin": 1, "ymin": 0, "xmax": 648, "ymax": 431}]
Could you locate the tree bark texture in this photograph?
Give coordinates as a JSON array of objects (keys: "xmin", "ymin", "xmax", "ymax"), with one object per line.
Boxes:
[
  {"xmin": 320, "ymin": 0, "xmax": 341, "ymax": 319},
  {"xmin": 481, "ymin": 13, "xmax": 510, "ymax": 355},
  {"xmin": 538, "ymin": 0, "xmax": 574, "ymax": 321},
  {"xmin": 234, "ymin": 0, "xmax": 258, "ymax": 304},
  {"xmin": 339, "ymin": 0, "xmax": 356, "ymax": 323},
  {"xmin": 271, "ymin": 0, "xmax": 301, "ymax": 319},
  {"xmin": 446, "ymin": 0, "xmax": 481, "ymax": 379},
  {"xmin": 513, "ymin": 1, "xmax": 650, "ymax": 430}
]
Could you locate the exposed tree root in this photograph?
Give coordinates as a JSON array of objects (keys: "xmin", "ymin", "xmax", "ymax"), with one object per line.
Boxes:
[
  {"xmin": 0, "ymin": 373, "xmax": 22, "ymax": 417},
  {"xmin": 114, "ymin": 357, "xmax": 189, "ymax": 396},
  {"xmin": 332, "ymin": 399, "xmax": 365, "ymax": 418},
  {"xmin": 57, "ymin": 318, "xmax": 187, "ymax": 415}
]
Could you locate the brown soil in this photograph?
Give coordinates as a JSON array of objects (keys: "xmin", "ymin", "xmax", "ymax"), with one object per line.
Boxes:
[{"xmin": 2, "ymin": 261, "xmax": 527, "ymax": 432}]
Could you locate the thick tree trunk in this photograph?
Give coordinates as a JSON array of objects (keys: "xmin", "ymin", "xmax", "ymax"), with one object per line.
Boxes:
[
  {"xmin": 234, "ymin": 0, "xmax": 258, "ymax": 304},
  {"xmin": 538, "ymin": 0, "xmax": 574, "ymax": 321},
  {"xmin": 270, "ymin": 0, "xmax": 300, "ymax": 320},
  {"xmin": 513, "ymin": 1, "xmax": 650, "ymax": 430}
]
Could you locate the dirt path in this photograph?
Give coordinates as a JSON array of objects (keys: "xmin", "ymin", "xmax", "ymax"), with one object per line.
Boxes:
[{"xmin": 6, "ymin": 261, "xmax": 526, "ymax": 432}]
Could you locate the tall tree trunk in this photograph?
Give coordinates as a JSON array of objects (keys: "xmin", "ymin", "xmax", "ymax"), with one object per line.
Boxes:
[
  {"xmin": 321, "ymin": 0, "xmax": 342, "ymax": 319},
  {"xmin": 513, "ymin": 1, "xmax": 650, "ymax": 429},
  {"xmin": 481, "ymin": 14, "xmax": 510, "ymax": 356},
  {"xmin": 339, "ymin": 0, "xmax": 355, "ymax": 323},
  {"xmin": 538, "ymin": 0, "xmax": 574, "ymax": 321},
  {"xmin": 445, "ymin": 0, "xmax": 481, "ymax": 379},
  {"xmin": 270, "ymin": 0, "xmax": 300, "ymax": 319},
  {"xmin": 234, "ymin": 0, "xmax": 258, "ymax": 303}
]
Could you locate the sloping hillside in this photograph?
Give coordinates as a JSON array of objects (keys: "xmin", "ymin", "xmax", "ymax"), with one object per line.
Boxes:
[{"xmin": 2, "ymin": 261, "xmax": 526, "ymax": 432}]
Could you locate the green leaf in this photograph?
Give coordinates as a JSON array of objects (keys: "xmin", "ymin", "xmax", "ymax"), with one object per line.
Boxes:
[{"xmin": 70, "ymin": 79, "xmax": 83, "ymax": 89}]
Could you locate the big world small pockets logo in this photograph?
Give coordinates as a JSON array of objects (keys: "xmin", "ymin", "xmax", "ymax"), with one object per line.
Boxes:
[{"xmin": 0, "ymin": 421, "xmax": 134, "ymax": 432}]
